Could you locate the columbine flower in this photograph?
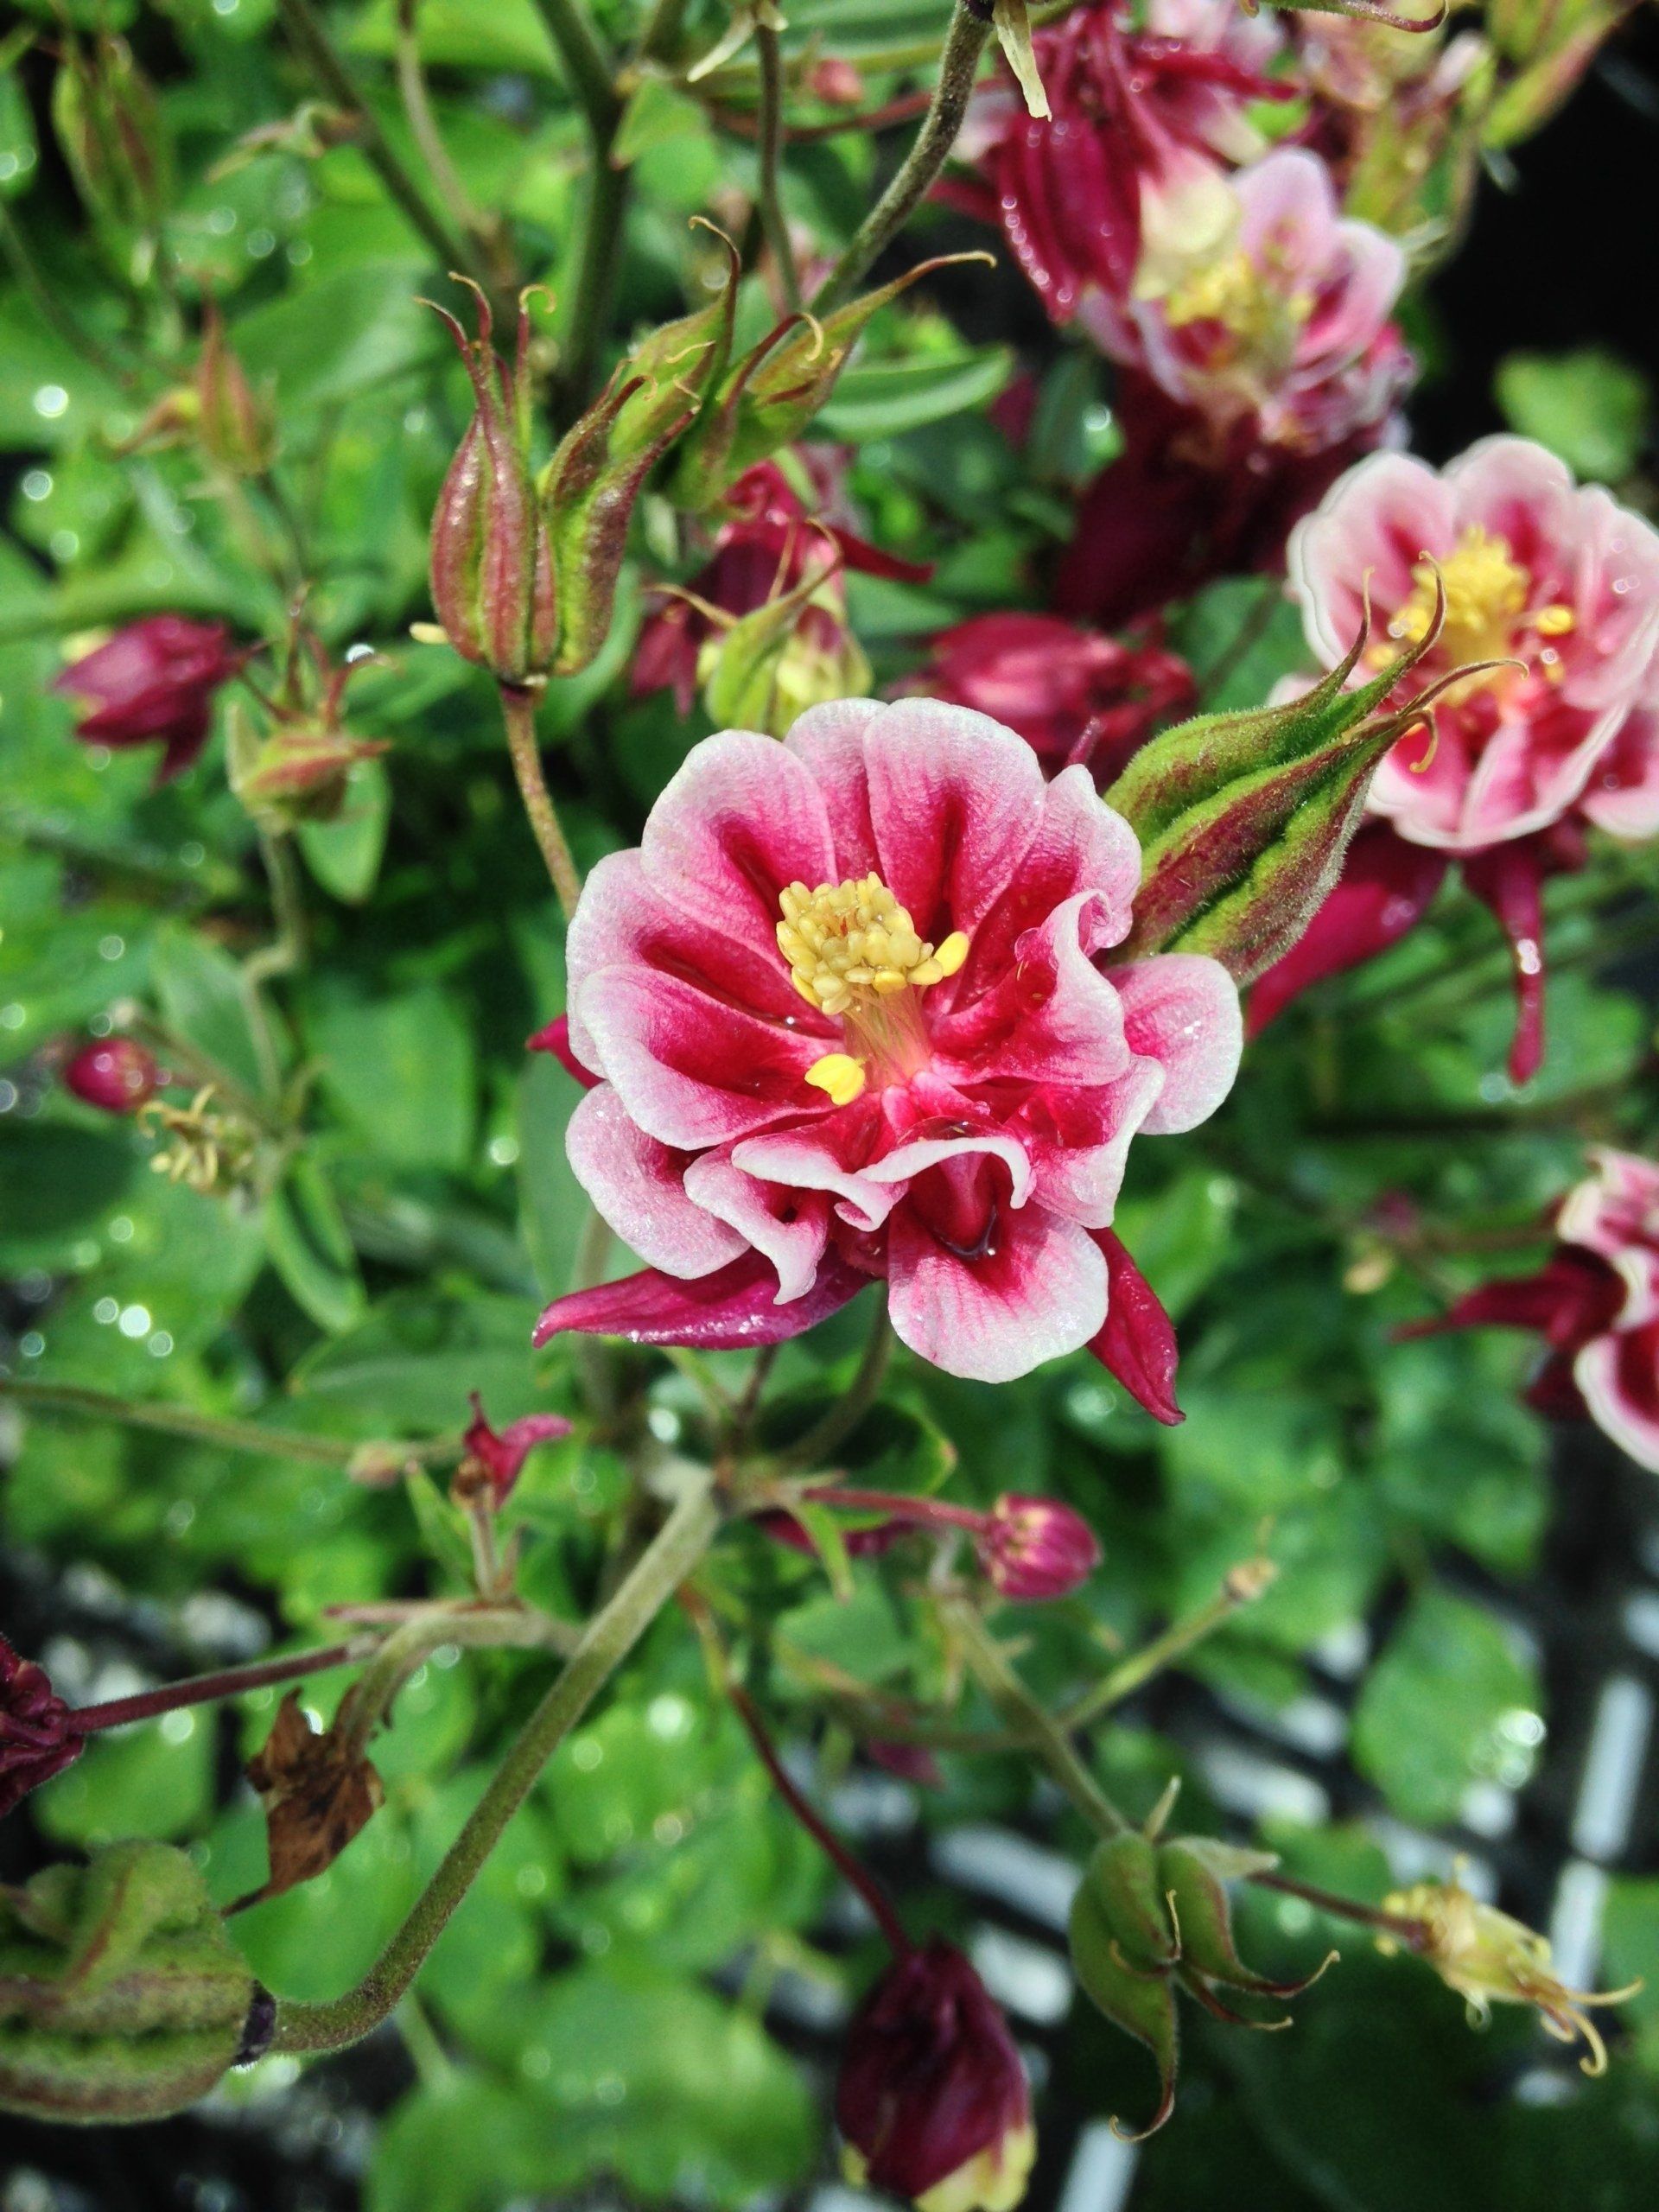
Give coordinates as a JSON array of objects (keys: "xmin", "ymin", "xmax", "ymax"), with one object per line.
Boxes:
[
  {"xmin": 916, "ymin": 614, "xmax": 1194, "ymax": 787},
  {"xmin": 1380, "ymin": 1868, "xmax": 1641, "ymax": 2074},
  {"xmin": 531, "ymin": 698, "xmax": 1242, "ymax": 1394},
  {"xmin": 1, "ymin": 1637, "xmax": 82, "ymax": 1821},
  {"xmin": 63, "ymin": 1037, "xmax": 162, "ymax": 1114},
  {"xmin": 1080, "ymin": 147, "xmax": 1410, "ymax": 461},
  {"xmin": 979, "ymin": 1495, "xmax": 1101, "ymax": 1599},
  {"xmin": 1253, "ymin": 438, "xmax": 1659, "ymax": 1077},
  {"xmin": 54, "ymin": 615, "xmax": 245, "ymax": 781},
  {"xmin": 1400, "ymin": 1147, "xmax": 1659, "ymax": 1472},
  {"xmin": 837, "ymin": 1940, "xmax": 1036, "ymax": 2212},
  {"xmin": 456, "ymin": 1394, "xmax": 574, "ymax": 1509}
]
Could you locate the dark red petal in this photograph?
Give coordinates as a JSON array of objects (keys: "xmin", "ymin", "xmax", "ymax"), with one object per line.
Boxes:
[
  {"xmin": 531, "ymin": 1249, "xmax": 868, "ymax": 1351},
  {"xmin": 1248, "ymin": 824, "xmax": 1449, "ymax": 1036},
  {"xmin": 1395, "ymin": 1249, "xmax": 1625, "ymax": 1351},
  {"xmin": 1463, "ymin": 838, "xmax": 1554, "ymax": 1085},
  {"xmin": 1086, "ymin": 1230, "xmax": 1182, "ymax": 1425}
]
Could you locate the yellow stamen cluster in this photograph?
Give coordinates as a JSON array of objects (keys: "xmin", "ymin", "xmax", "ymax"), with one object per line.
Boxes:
[
  {"xmin": 1378, "ymin": 1869, "xmax": 1641, "ymax": 2076},
  {"xmin": 778, "ymin": 875, "xmax": 968, "ymax": 1019},
  {"xmin": 1379, "ymin": 524, "xmax": 1577, "ymax": 684}
]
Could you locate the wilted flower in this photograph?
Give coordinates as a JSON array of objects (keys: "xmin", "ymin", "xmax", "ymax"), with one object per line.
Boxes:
[
  {"xmin": 979, "ymin": 1494, "xmax": 1101, "ymax": 1599},
  {"xmin": 837, "ymin": 1940, "xmax": 1036, "ymax": 2212},
  {"xmin": 54, "ymin": 616, "xmax": 245, "ymax": 782},
  {"xmin": 1255, "ymin": 437, "xmax": 1659, "ymax": 1075},
  {"xmin": 916, "ymin": 614, "xmax": 1194, "ymax": 785},
  {"xmin": 63, "ymin": 1037, "xmax": 162, "ymax": 1115},
  {"xmin": 532, "ymin": 698, "xmax": 1242, "ymax": 1391},
  {"xmin": 1, "ymin": 1637, "xmax": 83, "ymax": 1821},
  {"xmin": 456, "ymin": 1393, "xmax": 574, "ymax": 1509},
  {"xmin": 427, "ymin": 286, "xmax": 556, "ymax": 686},
  {"xmin": 1400, "ymin": 1147, "xmax": 1659, "ymax": 1471},
  {"xmin": 140, "ymin": 1085, "xmax": 259, "ymax": 1198},
  {"xmin": 1379, "ymin": 1867, "xmax": 1641, "ymax": 2073}
]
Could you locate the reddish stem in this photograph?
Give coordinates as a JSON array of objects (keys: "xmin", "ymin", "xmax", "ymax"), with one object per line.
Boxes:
[
  {"xmin": 802, "ymin": 1484, "xmax": 987, "ymax": 1535},
  {"xmin": 725, "ymin": 1675, "xmax": 912, "ymax": 1956},
  {"xmin": 1250, "ymin": 1870, "xmax": 1429, "ymax": 1947},
  {"xmin": 68, "ymin": 1637, "xmax": 372, "ymax": 1735}
]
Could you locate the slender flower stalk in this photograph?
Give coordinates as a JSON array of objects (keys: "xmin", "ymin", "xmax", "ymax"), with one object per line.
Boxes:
[
  {"xmin": 69, "ymin": 1639, "xmax": 378, "ymax": 1736},
  {"xmin": 944, "ymin": 1596, "xmax": 1129, "ymax": 1838},
  {"xmin": 499, "ymin": 683, "xmax": 584, "ymax": 919},
  {"xmin": 1063, "ymin": 1554, "xmax": 1276, "ymax": 1725},
  {"xmin": 755, "ymin": 22, "xmax": 801, "ymax": 309},
  {"xmin": 0, "ymin": 1378, "xmax": 459, "ymax": 1474}
]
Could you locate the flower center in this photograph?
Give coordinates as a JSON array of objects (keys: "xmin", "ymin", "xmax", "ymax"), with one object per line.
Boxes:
[
  {"xmin": 777, "ymin": 874, "xmax": 968, "ymax": 1106},
  {"xmin": 1378, "ymin": 524, "xmax": 1577, "ymax": 691}
]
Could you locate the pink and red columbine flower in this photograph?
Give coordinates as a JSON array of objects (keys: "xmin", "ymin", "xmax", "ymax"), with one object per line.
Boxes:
[
  {"xmin": 1252, "ymin": 438, "xmax": 1659, "ymax": 1077},
  {"xmin": 54, "ymin": 615, "xmax": 245, "ymax": 781},
  {"xmin": 1402, "ymin": 1148, "xmax": 1659, "ymax": 1474},
  {"xmin": 837, "ymin": 1938, "xmax": 1036, "ymax": 2212},
  {"xmin": 531, "ymin": 698, "xmax": 1242, "ymax": 1395},
  {"xmin": 915, "ymin": 613, "xmax": 1194, "ymax": 787},
  {"xmin": 1, "ymin": 1637, "xmax": 82, "ymax": 1821}
]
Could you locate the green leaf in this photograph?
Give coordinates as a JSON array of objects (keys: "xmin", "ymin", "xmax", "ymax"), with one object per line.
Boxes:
[
  {"xmin": 516, "ymin": 1051, "xmax": 590, "ymax": 1297},
  {"xmin": 308, "ymin": 984, "xmax": 476, "ymax": 1171},
  {"xmin": 296, "ymin": 758, "xmax": 391, "ymax": 905},
  {"xmin": 264, "ymin": 1155, "xmax": 367, "ymax": 1333},
  {"xmin": 290, "ymin": 1288, "xmax": 543, "ymax": 1432},
  {"xmin": 1351, "ymin": 1589, "xmax": 1542, "ymax": 1826},
  {"xmin": 35, "ymin": 1707, "xmax": 216, "ymax": 1848},
  {"xmin": 150, "ymin": 919, "xmax": 273, "ymax": 1103},
  {"xmin": 233, "ymin": 260, "xmax": 435, "ymax": 410},
  {"xmin": 1495, "ymin": 348, "xmax": 1651, "ymax": 485},
  {"xmin": 817, "ymin": 347, "xmax": 1013, "ymax": 442},
  {"xmin": 369, "ymin": 2075, "xmax": 550, "ymax": 2212}
]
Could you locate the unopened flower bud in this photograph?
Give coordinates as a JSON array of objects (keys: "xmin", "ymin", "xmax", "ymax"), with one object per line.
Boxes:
[
  {"xmin": 54, "ymin": 616, "xmax": 245, "ymax": 782},
  {"xmin": 979, "ymin": 1495, "xmax": 1100, "ymax": 1600},
  {"xmin": 51, "ymin": 33, "xmax": 170, "ymax": 260},
  {"xmin": 62, "ymin": 1038, "xmax": 162, "ymax": 1115},
  {"xmin": 228, "ymin": 701, "xmax": 388, "ymax": 828},
  {"xmin": 836, "ymin": 1940, "xmax": 1035, "ymax": 2212},
  {"xmin": 454, "ymin": 1393, "xmax": 573, "ymax": 1510},
  {"xmin": 195, "ymin": 307, "xmax": 276, "ymax": 477},
  {"xmin": 427, "ymin": 287, "xmax": 556, "ymax": 685},
  {"xmin": 1, "ymin": 1637, "xmax": 83, "ymax": 1821}
]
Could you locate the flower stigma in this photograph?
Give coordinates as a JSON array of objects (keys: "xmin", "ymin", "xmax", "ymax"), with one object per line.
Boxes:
[{"xmin": 778, "ymin": 874, "xmax": 969, "ymax": 1105}]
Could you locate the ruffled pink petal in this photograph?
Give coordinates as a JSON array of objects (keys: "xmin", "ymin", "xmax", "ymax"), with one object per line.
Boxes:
[
  {"xmin": 1580, "ymin": 702, "xmax": 1659, "ymax": 839},
  {"xmin": 783, "ymin": 697, "xmax": 887, "ymax": 874},
  {"xmin": 729, "ymin": 1118, "xmax": 898, "ymax": 1234},
  {"xmin": 863, "ymin": 700, "xmax": 1048, "ymax": 943},
  {"xmin": 1019, "ymin": 1058, "xmax": 1166, "ymax": 1229},
  {"xmin": 637, "ymin": 729, "xmax": 837, "ymax": 963},
  {"xmin": 1085, "ymin": 1228, "xmax": 1183, "ymax": 1424},
  {"xmin": 1287, "ymin": 450, "xmax": 1454, "ymax": 671},
  {"xmin": 681, "ymin": 1152, "xmax": 831, "ymax": 1302},
  {"xmin": 532, "ymin": 1249, "xmax": 869, "ymax": 1350},
  {"xmin": 1574, "ymin": 1324, "xmax": 1659, "ymax": 1475},
  {"xmin": 1107, "ymin": 953, "xmax": 1242, "ymax": 1134},
  {"xmin": 1247, "ymin": 823, "xmax": 1449, "ymax": 1035},
  {"xmin": 863, "ymin": 1128, "xmax": 1034, "ymax": 1211},
  {"xmin": 526, "ymin": 1014, "xmax": 601, "ymax": 1089},
  {"xmin": 933, "ymin": 892, "xmax": 1130, "ymax": 1086},
  {"xmin": 963, "ymin": 766, "xmax": 1144, "ymax": 989},
  {"xmin": 566, "ymin": 1084, "xmax": 744, "ymax": 1279},
  {"xmin": 573, "ymin": 966, "xmax": 824, "ymax": 1148},
  {"xmin": 1462, "ymin": 840, "xmax": 1549, "ymax": 1084},
  {"xmin": 886, "ymin": 1204, "xmax": 1109, "ymax": 1382}
]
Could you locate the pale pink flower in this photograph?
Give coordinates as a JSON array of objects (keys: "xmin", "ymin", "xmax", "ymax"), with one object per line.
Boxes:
[
  {"xmin": 1081, "ymin": 148, "xmax": 1410, "ymax": 459},
  {"xmin": 1288, "ymin": 437, "xmax": 1659, "ymax": 851},
  {"xmin": 532, "ymin": 700, "xmax": 1242, "ymax": 1395}
]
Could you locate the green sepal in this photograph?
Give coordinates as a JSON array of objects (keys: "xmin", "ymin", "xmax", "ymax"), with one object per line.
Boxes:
[
  {"xmin": 1079, "ymin": 1832, "xmax": 1181, "ymax": 1969},
  {"xmin": 1068, "ymin": 1867, "xmax": 1179, "ymax": 2139},
  {"xmin": 671, "ymin": 253, "xmax": 991, "ymax": 512},
  {"xmin": 1105, "ymin": 605, "xmax": 1464, "ymax": 982},
  {"xmin": 1158, "ymin": 1837, "xmax": 1336, "ymax": 2001},
  {"xmin": 0, "ymin": 1842, "xmax": 257, "ymax": 2124}
]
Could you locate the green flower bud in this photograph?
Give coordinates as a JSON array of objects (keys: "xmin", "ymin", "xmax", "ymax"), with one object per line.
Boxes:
[{"xmin": 0, "ymin": 1841, "xmax": 262, "ymax": 2125}]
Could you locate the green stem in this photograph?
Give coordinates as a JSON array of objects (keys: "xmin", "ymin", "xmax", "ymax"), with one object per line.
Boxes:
[
  {"xmin": 809, "ymin": 4, "xmax": 991, "ymax": 314},
  {"xmin": 498, "ymin": 683, "xmax": 584, "ymax": 919},
  {"xmin": 1249, "ymin": 1870, "xmax": 1428, "ymax": 1946},
  {"xmin": 944, "ymin": 1595, "xmax": 1129, "ymax": 1839},
  {"xmin": 0, "ymin": 202, "xmax": 141, "ymax": 391},
  {"xmin": 632, "ymin": 0, "xmax": 690, "ymax": 61},
  {"xmin": 1063, "ymin": 1558, "xmax": 1275, "ymax": 1728},
  {"xmin": 1, "ymin": 1377, "xmax": 458, "ymax": 1474},
  {"xmin": 532, "ymin": 0, "xmax": 627, "ymax": 419},
  {"xmin": 777, "ymin": 1304, "xmax": 892, "ymax": 1470},
  {"xmin": 71, "ymin": 1638, "xmax": 378, "ymax": 1734},
  {"xmin": 753, "ymin": 23, "xmax": 800, "ymax": 309},
  {"xmin": 271, "ymin": 1474, "xmax": 720, "ymax": 2056},
  {"xmin": 276, "ymin": 0, "xmax": 487, "ymax": 285},
  {"xmin": 244, "ymin": 830, "xmax": 308, "ymax": 991},
  {"xmin": 533, "ymin": 0, "xmax": 621, "ymax": 137},
  {"xmin": 394, "ymin": 0, "xmax": 493, "ymax": 251}
]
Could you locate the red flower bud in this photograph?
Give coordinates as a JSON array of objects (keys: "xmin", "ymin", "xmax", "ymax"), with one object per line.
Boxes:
[
  {"xmin": 63, "ymin": 1038, "xmax": 162, "ymax": 1114},
  {"xmin": 54, "ymin": 616, "xmax": 244, "ymax": 781},
  {"xmin": 427, "ymin": 287, "xmax": 556, "ymax": 685},
  {"xmin": 837, "ymin": 1940, "xmax": 1035, "ymax": 2212},
  {"xmin": 1, "ymin": 1637, "xmax": 83, "ymax": 1821},
  {"xmin": 979, "ymin": 1495, "xmax": 1101, "ymax": 1601},
  {"xmin": 458, "ymin": 1394, "xmax": 573, "ymax": 1509}
]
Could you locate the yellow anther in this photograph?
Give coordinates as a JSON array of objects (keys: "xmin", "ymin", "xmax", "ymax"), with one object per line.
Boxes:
[
  {"xmin": 1533, "ymin": 603, "xmax": 1576, "ymax": 637},
  {"xmin": 804, "ymin": 1052, "xmax": 868, "ymax": 1107},
  {"xmin": 1390, "ymin": 524, "xmax": 1529, "ymax": 664},
  {"xmin": 776, "ymin": 874, "xmax": 967, "ymax": 1017}
]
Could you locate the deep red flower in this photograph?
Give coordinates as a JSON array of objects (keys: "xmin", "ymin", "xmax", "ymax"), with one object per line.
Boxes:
[
  {"xmin": 1, "ymin": 1637, "xmax": 83, "ymax": 1822},
  {"xmin": 459, "ymin": 1394, "xmax": 574, "ymax": 1509},
  {"xmin": 54, "ymin": 615, "xmax": 244, "ymax": 781},
  {"xmin": 837, "ymin": 1939, "xmax": 1035, "ymax": 2212},
  {"xmin": 917, "ymin": 613, "xmax": 1193, "ymax": 786},
  {"xmin": 63, "ymin": 1037, "xmax": 163, "ymax": 1114},
  {"xmin": 979, "ymin": 1494, "xmax": 1101, "ymax": 1599}
]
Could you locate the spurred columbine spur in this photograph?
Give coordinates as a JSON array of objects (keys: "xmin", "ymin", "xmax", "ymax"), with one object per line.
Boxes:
[
  {"xmin": 980, "ymin": 1495, "xmax": 1101, "ymax": 1599},
  {"xmin": 427, "ymin": 287, "xmax": 556, "ymax": 686},
  {"xmin": 54, "ymin": 615, "xmax": 244, "ymax": 782},
  {"xmin": 837, "ymin": 1939, "xmax": 1036, "ymax": 2212},
  {"xmin": 1, "ymin": 1636, "xmax": 83, "ymax": 1821},
  {"xmin": 531, "ymin": 698, "xmax": 1243, "ymax": 1392},
  {"xmin": 63, "ymin": 1037, "xmax": 162, "ymax": 1114}
]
